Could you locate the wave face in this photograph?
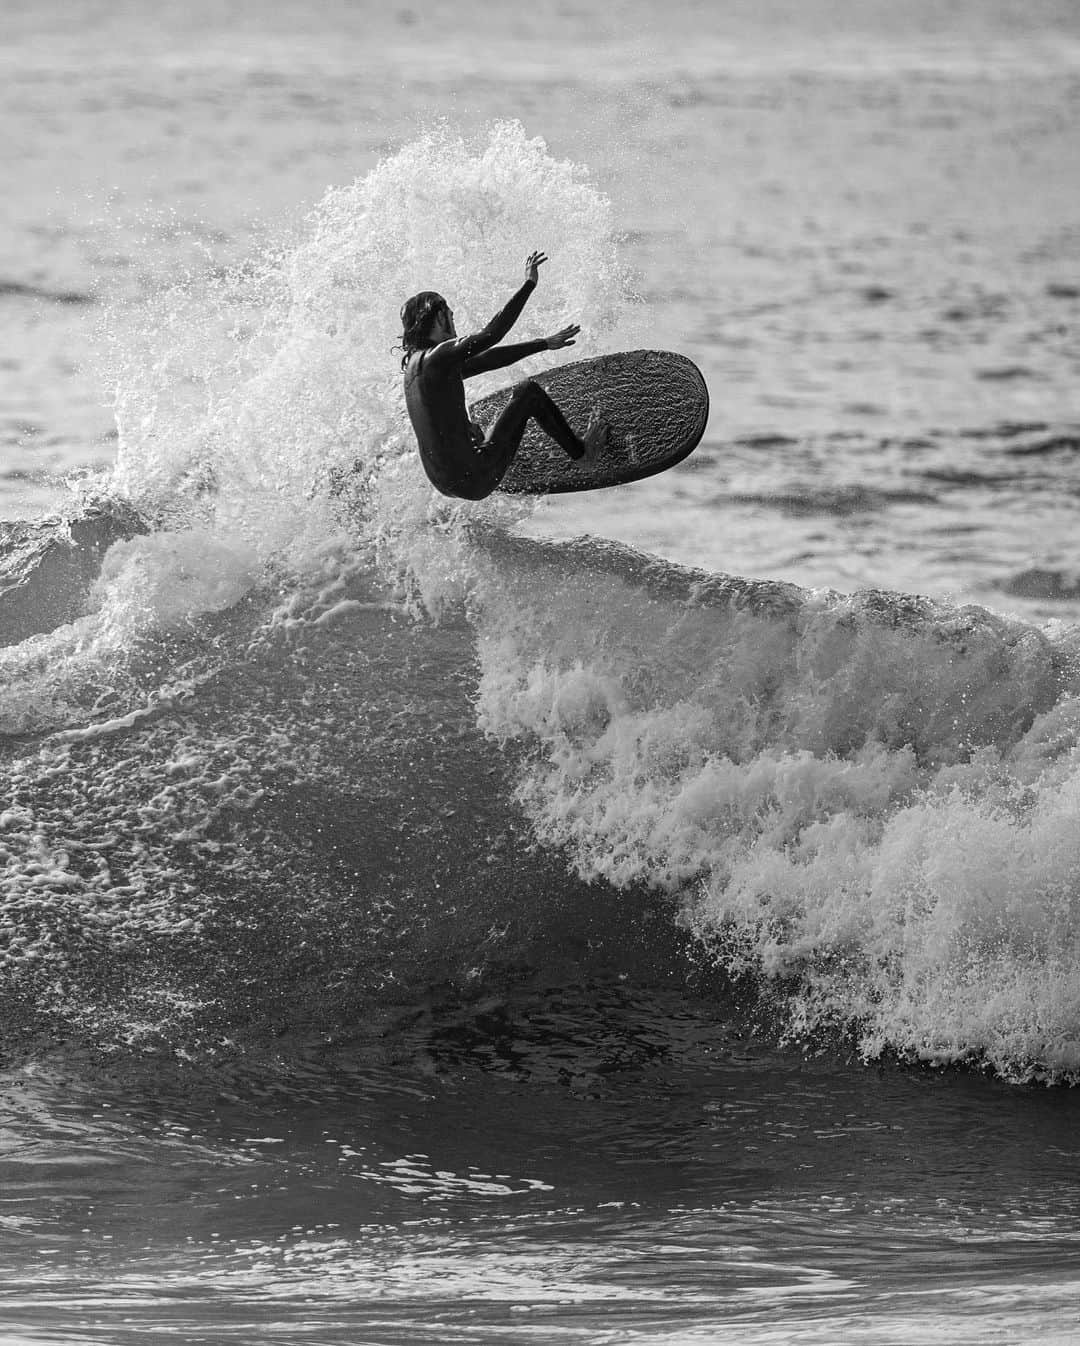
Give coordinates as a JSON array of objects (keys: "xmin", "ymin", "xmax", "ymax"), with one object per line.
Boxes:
[
  {"xmin": 2, "ymin": 125, "xmax": 1079, "ymax": 1083},
  {"xmin": 470, "ymin": 535, "xmax": 1080, "ymax": 1082}
]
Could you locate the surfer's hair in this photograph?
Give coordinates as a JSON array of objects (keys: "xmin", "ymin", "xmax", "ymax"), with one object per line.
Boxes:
[{"xmin": 399, "ymin": 291, "xmax": 448, "ymax": 367}]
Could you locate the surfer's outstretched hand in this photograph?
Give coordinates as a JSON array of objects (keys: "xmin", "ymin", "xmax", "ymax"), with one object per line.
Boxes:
[
  {"xmin": 525, "ymin": 250, "xmax": 548, "ymax": 284},
  {"xmin": 545, "ymin": 323, "xmax": 580, "ymax": 350}
]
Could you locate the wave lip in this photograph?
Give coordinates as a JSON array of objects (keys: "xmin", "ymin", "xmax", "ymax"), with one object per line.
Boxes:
[{"xmin": 0, "ymin": 502, "xmax": 146, "ymax": 648}]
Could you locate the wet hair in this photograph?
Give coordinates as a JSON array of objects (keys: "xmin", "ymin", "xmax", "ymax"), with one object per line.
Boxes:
[{"xmin": 399, "ymin": 291, "xmax": 448, "ymax": 368}]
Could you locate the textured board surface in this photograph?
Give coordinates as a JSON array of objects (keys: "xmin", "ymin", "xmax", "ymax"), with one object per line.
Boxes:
[{"xmin": 470, "ymin": 349, "xmax": 709, "ymax": 495}]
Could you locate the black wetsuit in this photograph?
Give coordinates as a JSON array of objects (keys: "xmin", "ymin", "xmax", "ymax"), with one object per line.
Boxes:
[{"xmin": 403, "ymin": 279, "xmax": 585, "ymax": 500}]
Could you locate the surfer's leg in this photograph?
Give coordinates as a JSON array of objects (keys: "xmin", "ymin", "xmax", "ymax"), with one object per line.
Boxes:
[
  {"xmin": 484, "ymin": 380, "xmax": 587, "ymax": 466},
  {"xmin": 464, "ymin": 383, "xmax": 610, "ymax": 497}
]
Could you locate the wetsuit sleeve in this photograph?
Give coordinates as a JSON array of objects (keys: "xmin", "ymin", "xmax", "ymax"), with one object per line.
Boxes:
[
  {"xmin": 461, "ymin": 339, "xmax": 549, "ymax": 378},
  {"xmin": 424, "ymin": 279, "xmax": 537, "ymax": 370}
]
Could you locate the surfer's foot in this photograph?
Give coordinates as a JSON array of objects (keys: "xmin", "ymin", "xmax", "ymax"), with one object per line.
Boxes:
[{"xmin": 580, "ymin": 413, "xmax": 611, "ymax": 465}]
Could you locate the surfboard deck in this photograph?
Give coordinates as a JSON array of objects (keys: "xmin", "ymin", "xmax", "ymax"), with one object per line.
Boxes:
[{"xmin": 469, "ymin": 349, "xmax": 709, "ymax": 496}]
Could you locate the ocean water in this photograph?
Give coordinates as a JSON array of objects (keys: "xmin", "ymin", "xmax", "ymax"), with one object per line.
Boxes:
[{"xmin": 3, "ymin": 1, "xmax": 1080, "ymax": 1342}]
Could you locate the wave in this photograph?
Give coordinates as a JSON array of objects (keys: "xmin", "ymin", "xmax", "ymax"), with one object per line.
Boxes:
[
  {"xmin": 0, "ymin": 503, "xmax": 145, "ymax": 646},
  {"xmin": 4, "ymin": 500, "xmax": 1079, "ymax": 1082},
  {"xmin": 0, "ymin": 279, "xmax": 95, "ymax": 306},
  {"xmin": 1003, "ymin": 432, "xmax": 1080, "ymax": 458},
  {"xmin": 0, "ymin": 520, "xmax": 628, "ymax": 1052},
  {"xmin": 996, "ymin": 568, "xmax": 1080, "ymax": 603},
  {"xmin": 467, "ymin": 532, "xmax": 1080, "ymax": 1084},
  {"xmin": 723, "ymin": 485, "xmax": 938, "ymax": 514},
  {"xmin": 2, "ymin": 124, "xmax": 1078, "ymax": 1083}
]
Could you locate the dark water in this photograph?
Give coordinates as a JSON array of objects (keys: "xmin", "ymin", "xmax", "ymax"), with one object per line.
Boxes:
[{"xmin": 4, "ymin": 981, "xmax": 1080, "ymax": 1345}]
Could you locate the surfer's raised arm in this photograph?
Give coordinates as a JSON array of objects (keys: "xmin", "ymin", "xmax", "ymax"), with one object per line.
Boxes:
[
  {"xmin": 423, "ymin": 251, "xmax": 549, "ymax": 371},
  {"xmin": 461, "ymin": 323, "xmax": 580, "ymax": 378}
]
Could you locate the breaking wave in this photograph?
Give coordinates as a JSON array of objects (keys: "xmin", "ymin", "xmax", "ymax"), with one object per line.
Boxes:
[{"xmin": 2, "ymin": 124, "xmax": 1078, "ymax": 1083}]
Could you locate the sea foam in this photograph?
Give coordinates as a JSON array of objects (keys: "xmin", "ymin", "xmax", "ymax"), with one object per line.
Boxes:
[{"xmin": 465, "ymin": 533, "xmax": 1080, "ymax": 1081}]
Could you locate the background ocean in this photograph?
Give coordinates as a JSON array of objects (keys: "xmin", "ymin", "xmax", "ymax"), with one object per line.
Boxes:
[{"xmin": 3, "ymin": 1, "xmax": 1080, "ymax": 1342}]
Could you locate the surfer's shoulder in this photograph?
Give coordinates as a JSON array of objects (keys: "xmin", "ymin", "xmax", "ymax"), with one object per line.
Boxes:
[{"xmin": 404, "ymin": 347, "xmax": 437, "ymax": 382}]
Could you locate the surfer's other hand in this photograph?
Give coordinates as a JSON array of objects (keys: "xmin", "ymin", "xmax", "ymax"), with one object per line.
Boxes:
[
  {"xmin": 545, "ymin": 324, "xmax": 579, "ymax": 349},
  {"xmin": 525, "ymin": 251, "xmax": 548, "ymax": 284}
]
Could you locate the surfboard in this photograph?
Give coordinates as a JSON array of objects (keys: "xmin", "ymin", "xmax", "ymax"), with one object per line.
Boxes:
[{"xmin": 469, "ymin": 349, "xmax": 709, "ymax": 496}]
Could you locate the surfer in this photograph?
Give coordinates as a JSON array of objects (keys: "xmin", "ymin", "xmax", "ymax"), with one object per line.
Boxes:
[{"xmin": 400, "ymin": 251, "xmax": 609, "ymax": 500}]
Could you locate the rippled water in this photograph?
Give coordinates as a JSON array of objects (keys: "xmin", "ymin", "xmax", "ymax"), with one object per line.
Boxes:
[{"xmin": 5, "ymin": 983, "xmax": 1080, "ymax": 1344}]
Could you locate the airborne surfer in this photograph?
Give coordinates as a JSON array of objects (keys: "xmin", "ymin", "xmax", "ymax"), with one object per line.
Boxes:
[{"xmin": 399, "ymin": 251, "xmax": 609, "ymax": 500}]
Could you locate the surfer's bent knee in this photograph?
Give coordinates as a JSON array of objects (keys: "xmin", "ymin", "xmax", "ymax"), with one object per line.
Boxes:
[
  {"xmin": 455, "ymin": 480, "xmax": 497, "ymax": 501},
  {"xmin": 511, "ymin": 379, "xmax": 543, "ymax": 406}
]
